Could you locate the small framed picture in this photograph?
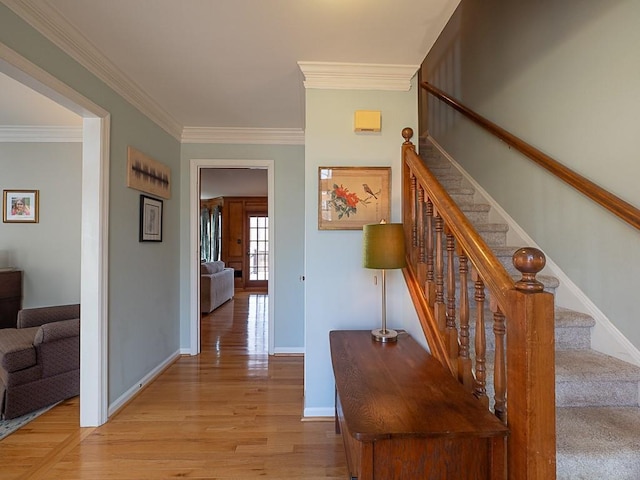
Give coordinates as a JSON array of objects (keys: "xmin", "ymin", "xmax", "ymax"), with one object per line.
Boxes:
[
  {"xmin": 139, "ymin": 194, "xmax": 163, "ymax": 242},
  {"xmin": 3, "ymin": 190, "xmax": 39, "ymax": 223},
  {"xmin": 318, "ymin": 167, "xmax": 390, "ymax": 230}
]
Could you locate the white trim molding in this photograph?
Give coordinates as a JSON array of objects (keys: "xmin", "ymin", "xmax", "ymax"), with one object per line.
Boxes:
[
  {"xmin": 298, "ymin": 61, "xmax": 419, "ymax": 91},
  {"xmin": 0, "ymin": 125, "xmax": 82, "ymax": 142},
  {"xmin": 1, "ymin": 41, "xmax": 112, "ymax": 427},
  {"xmin": 182, "ymin": 127, "xmax": 305, "ymax": 145},
  {"xmin": 3, "ymin": 0, "xmax": 183, "ymax": 140},
  {"xmin": 189, "ymin": 159, "xmax": 276, "ymax": 356}
]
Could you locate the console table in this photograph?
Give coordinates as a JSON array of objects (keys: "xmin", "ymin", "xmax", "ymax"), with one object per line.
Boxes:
[
  {"xmin": 330, "ymin": 330, "xmax": 508, "ymax": 480},
  {"xmin": 0, "ymin": 270, "xmax": 22, "ymax": 329}
]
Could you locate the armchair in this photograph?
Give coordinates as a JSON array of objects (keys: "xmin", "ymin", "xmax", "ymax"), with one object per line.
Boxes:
[{"xmin": 0, "ymin": 304, "xmax": 80, "ymax": 419}]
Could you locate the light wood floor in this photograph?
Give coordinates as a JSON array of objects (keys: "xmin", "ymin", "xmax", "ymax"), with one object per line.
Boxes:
[{"xmin": 1, "ymin": 292, "xmax": 348, "ymax": 479}]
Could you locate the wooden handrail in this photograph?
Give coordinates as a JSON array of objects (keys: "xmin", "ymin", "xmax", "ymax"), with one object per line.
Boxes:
[{"xmin": 421, "ymin": 81, "xmax": 640, "ymax": 231}]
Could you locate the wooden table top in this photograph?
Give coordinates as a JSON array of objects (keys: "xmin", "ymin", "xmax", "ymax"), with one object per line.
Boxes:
[{"xmin": 330, "ymin": 330, "xmax": 508, "ymax": 442}]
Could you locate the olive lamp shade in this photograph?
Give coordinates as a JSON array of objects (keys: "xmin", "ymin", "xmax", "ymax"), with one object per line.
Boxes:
[
  {"xmin": 362, "ymin": 223, "xmax": 406, "ymax": 270},
  {"xmin": 362, "ymin": 222, "xmax": 406, "ymax": 342}
]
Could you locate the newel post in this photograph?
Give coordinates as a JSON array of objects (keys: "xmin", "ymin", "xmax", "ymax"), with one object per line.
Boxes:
[
  {"xmin": 401, "ymin": 127, "xmax": 415, "ymax": 258},
  {"xmin": 506, "ymin": 248, "xmax": 556, "ymax": 480}
]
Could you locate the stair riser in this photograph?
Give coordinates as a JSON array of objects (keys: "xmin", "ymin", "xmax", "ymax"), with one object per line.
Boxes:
[
  {"xmin": 556, "ymin": 381, "xmax": 639, "ymax": 407},
  {"xmin": 463, "ymin": 210, "xmax": 491, "ymax": 225},
  {"xmin": 418, "ymin": 227, "xmax": 507, "ymax": 247},
  {"xmin": 555, "ymin": 327, "xmax": 591, "ymax": 350},
  {"xmin": 479, "ymin": 230, "xmax": 507, "ymax": 247},
  {"xmin": 434, "ymin": 177, "xmax": 463, "ymax": 189},
  {"xmin": 466, "ymin": 326, "xmax": 591, "ymax": 352},
  {"xmin": 449, "ymin": 192, "xmax": 475, "ymax": 204}
]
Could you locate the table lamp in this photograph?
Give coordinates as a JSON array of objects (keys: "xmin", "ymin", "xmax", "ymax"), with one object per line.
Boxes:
[{"xmin": 362, "ymin": 221, "xmax": 406, "ymax": 342}]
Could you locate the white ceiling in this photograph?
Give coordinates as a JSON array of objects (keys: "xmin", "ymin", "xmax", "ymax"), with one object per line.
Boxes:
[
  {"xmin": 1, "ymin": 0, "xmax": 459, "ymax": 133},
  {"xmin": 0, "ymin": 72, "xmax": 81, "ymax": 125}
]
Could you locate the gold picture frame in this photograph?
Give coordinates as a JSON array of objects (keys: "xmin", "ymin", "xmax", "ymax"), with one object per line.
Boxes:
[
  {"xmin": 318, "ymin": 166, "xmax": 391, "ymax": 230},
  {"xmin": 3, "ymin": 190, "xmax": 39, "ymax": 223}
]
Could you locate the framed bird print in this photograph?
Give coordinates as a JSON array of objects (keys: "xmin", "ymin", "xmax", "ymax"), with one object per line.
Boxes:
[{"xmin": 318, "ymin": 166, "xmax": 390, "ymax": 230}]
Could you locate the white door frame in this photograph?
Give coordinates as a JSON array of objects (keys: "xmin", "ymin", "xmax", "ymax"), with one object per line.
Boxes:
[
  {"xmin": 189, "ymin": 159, "xmax": 275, "ymax": 355},
  {"xmin": 0, "ymin": 43, "xmax": 110, "ymax": 426}
]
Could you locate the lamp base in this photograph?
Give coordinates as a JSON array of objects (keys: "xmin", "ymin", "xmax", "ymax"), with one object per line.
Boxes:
[{"xmin": 371, "ymin": 328, "xmax": 398, "ymax": 343}]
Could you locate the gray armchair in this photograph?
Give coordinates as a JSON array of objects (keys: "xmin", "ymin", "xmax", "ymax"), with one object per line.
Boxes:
[{"xmin": 0, "ymin": 304, "xmax": 80, "ymax": 419}]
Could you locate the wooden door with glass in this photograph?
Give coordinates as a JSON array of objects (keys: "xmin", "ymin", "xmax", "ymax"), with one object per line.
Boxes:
[{"xmin": 245, "ymin": 209, "xmax": 268, "ymax": 290}]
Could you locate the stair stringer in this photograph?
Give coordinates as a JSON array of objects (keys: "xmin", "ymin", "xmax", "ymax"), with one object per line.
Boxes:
[{"xmin": 424, "ymin": 135, "xmax": 640, "ymax": 368}]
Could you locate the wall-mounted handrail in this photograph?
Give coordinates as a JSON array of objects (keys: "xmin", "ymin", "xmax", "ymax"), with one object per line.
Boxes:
[{"xmin": 421, "ymin": 81, "xmax": 640, "ymax": 231}]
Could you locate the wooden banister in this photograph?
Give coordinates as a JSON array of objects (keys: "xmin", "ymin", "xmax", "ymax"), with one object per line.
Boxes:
[
  {"xmin": 401, "ymin": 128, "xmax": 556, "ymax": 480},
  {"xmin": 421, "ymin": 81, "xmax": 640, "ymax": 231}
]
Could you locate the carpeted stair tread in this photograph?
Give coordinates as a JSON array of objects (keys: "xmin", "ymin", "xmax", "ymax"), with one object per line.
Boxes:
[
  {"xmin": 555, "ymin": 307, "xmax": 596, "ymax": 328},
  {"xmin": 555, "ymin": 350, "xmax": 640, "ymax": 407},
  {"xmin": 555, "ymin": 350, "xmax": 640, "ymax": 383},
  {"xmin": 556, "ymin": 406, "xmax": 640, "ymax": 479}
]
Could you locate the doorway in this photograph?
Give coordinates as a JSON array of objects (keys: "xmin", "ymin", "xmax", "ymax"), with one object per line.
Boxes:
[
  {"xmin": 190, "ymin": 159, "xmax": 275, "ymax": 356},
  {"xmin": 1, "ymin": 43, "xmax": 110, "ymax": 426}
]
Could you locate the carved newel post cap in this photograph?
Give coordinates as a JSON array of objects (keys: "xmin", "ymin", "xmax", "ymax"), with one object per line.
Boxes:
[
  {"xmin": 513, "ymin": 247, "xmax": 546, "ymax": 292},
  {"xmin": 402, "ymin": 127, "xmax": 413, "ymax": 144}
]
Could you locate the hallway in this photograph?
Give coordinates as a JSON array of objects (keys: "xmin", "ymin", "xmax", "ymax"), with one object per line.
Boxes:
[{"xmin": 1, "ymin": 292, "xmax": 347, "ymax": 479}]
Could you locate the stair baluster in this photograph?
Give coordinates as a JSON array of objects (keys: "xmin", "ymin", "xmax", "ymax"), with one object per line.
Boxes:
[
  {"xmin": 445, "ymin": 228, "xmax": 458, "ymax": 370},
  {"xmin": 458, "ymin": 249, "xmax": 473, "ymax": 391},
  {"xmin": 434, "ymin": 213, "xmax": 446, "ymax": 332},
  {"xmin": 473, "ymin": 271, "xmax": 489, "ymax": 409},
  {"xmin": 425, "ymin": 198, "xmax": 435, "ymax": 305},
  {"xmin": 492, "ymin": 305, "xmax": 507, "ymax": 423},
  {"xmin": 417, "ymin": 184, "xmax": 426, "ymax": 288}
]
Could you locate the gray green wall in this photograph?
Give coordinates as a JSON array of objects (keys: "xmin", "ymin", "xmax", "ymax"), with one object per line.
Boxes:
[
  {"xmin": 303, "ymin": 85, "xmax": 419, "ymax": 415},
  {"xmin": 425, "ymin": 0, "xmax": 640, "ymax": 349},
  {"xmin": 1, "ymin": 4, "xmax": 182, "ymax": 405},
  {"xmin": 0, "ymin": 142, "xmax": 81, "ymax": 308},
  {"xmin": 179, "ymin": 143, "xmax": 305, "ymax": 351}
]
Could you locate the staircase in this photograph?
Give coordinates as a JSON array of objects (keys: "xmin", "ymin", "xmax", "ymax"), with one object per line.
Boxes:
[{"xmin": 419, "ymin": 139, "xmax": 640, "ymax": 479}]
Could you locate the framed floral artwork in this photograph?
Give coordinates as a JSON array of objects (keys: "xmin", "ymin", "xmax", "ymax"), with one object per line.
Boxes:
[
  {"xmin": 318, "ymin": 166, "xmax": 390, "ymax": 230},
  {"xmin": 3, "ymin": 190, "xmax": 39, "ymax": 223}
]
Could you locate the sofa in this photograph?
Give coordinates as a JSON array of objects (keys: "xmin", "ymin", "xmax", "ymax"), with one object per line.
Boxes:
[
  {"xmin": 201, "ymin": 261, "xmax": 234, "ymax": 313},
  {"xmin": 0, "ymin": 304, "xmax": 80, "ymax": 419}
]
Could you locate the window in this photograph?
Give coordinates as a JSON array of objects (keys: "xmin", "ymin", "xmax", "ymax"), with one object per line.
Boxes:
[{"xmin": 248, "ymin": 215, "xmax": 268, "ymax": 281}]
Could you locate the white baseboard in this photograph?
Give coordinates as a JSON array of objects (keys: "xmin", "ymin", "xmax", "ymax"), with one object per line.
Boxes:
[
  {"xmin": 428, "ymin": 136, "xmax": 640, "ymax": 367},
  {"xmin": 108, "ymin": 349, "xmax": 181, "ymax": 416},
  {"xmin": 273, "ymin": 347, "xmax": 304, "ymax": 355},
  {"xmin": 303, "ymin": 407, "xmax": 335, "ymax": 418}
]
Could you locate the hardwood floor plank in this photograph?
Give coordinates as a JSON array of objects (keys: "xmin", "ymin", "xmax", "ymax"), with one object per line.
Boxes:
[{"xmin": 0, "ymin": 292, "xmax": 347, "ymax": 479}]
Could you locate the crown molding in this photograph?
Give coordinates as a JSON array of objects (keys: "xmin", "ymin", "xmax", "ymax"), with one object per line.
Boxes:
[
  {"xmin": 182, "ymin": 127, "xmax": 305, "ymax": 145},
  {"xmin": 297, "ymin": 62, "xmax": 418, "ymax": 91},
  {"xmin": 3, "ymin": 0, "xmax": 183, "ymax": 140},
  {"xmin": 0, "ymin": 125, "xmax": 82, "ymax": 142}
]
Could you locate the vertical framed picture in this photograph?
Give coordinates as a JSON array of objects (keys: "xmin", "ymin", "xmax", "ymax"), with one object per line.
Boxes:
[
  {"xmin": 3, "ymin": 190, "xmax": 39, "ymax": 223},
  {"xmin": 318, "ymin": 167, "xmax": 390, "ymax": 230},
  {"xmin": 139, "ymin": 194, "xmax": 163, "ymax": 242}
]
